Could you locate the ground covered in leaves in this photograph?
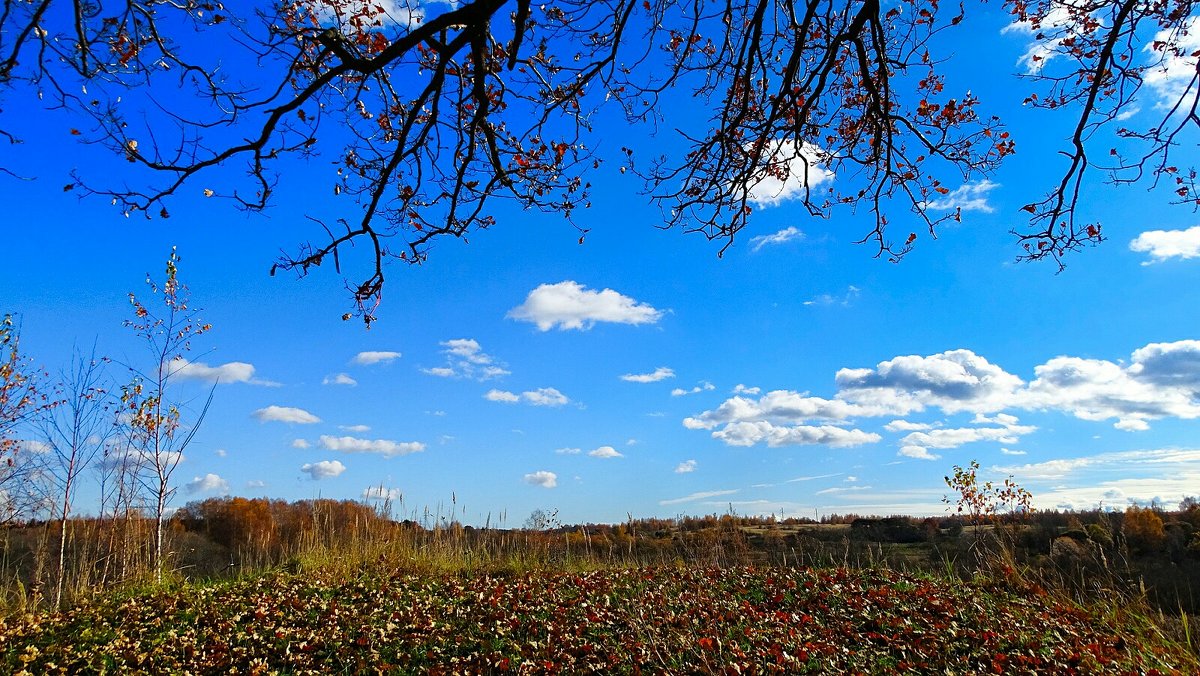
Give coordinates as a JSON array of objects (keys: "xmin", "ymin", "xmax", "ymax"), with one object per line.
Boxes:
[{"xmin": 1, "ymin": 565, "xmax": 1193, "ymax": 674}]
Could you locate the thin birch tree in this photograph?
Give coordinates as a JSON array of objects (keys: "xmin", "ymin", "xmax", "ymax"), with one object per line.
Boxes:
[{"xmin": 121, "ymin": 248, "xmax": 213, "ymax": 581}]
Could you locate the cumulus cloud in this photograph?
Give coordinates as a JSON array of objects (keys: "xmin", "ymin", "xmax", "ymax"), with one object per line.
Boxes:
[
  {"xmin": 686, "ymin": 339, "xmax": 1200, "ymax": 448},
  {"xmin": 732, "ymin": 384, "xmax": 761, "ymax": 395},
  {"xmin": 523, "ymin": 470, "xmax": 558, "ymax": 488},
  {"xmin": 508, "ymin": 281, "xmax": 662, "ymax": 331},
  {"xmin": 524, "ymin": 388, "xmax": 570, "ymax": 406},
  {"xmin": 588, "ymin": 446, "xmax": 623, "ymax": 458},
  {"xmin": 318, "ymin": 435, "xmax": 425, "ymax": 457},
  {"xmin": 659, "ymin": 489, "xmax": 738, "ymax": 506},
  {"xmin": 749, "ymin": 226, "xmax": 805, "ymax": 252},
  {"xmin": 485, "ymin": 389, "xmax": 520, "ymax": 403},
  {"xmin": 684, "ymin": 390, "xmax": 866, "ymax": 430},
  {"xmin": 300, "ymin": 460, "xmax": 346, "ymax": 480},
  {"xmin": 1025, "ymin": 343, "xmax": 1200, "ymax": 429},
  {"xmin": 1130, "ymin": 226, "xmax": 1200, "ymax": 263},
  {"xmin": 621, "ymin": 366, "xmax": 675, "ymax": 383},
  {"xmin": 362, "ymin": 486, "xmax": 404, "ymax": 501},
  {"xmin": 897, "ymin": 416, "xmax": 1035, "ymax": 459},
  {"xmin": 171, "ymin": 358, "xmax": 279, "ymax": 386},
  {"xmin": 323, "ymin": 373, "xmax": 358, "ymax": 386},
  {"xmin": 712, "ymin": 421, "xmax": 881, "ymax": 448},
  {"xmin": 291, "ymin": 439, "xmax": 310, "ymax": 449},
  {"xmin": 836, "ymin": 349, "xmax": 1024, "ymax": 415},
  {"xmin": 246, "ymin": 480, "xmax": 267, "ymax": 488},
  {"xmin": 921, "ymin": 180, "xmax": 999, "ymax": 214},
  {"xmin": 1000, "ymin": 448, "xmax": 1027, "ymax": 455},
  {"xmin": 884, "ymin": 420, "xmax": 933, "ymax": 432},
  {"xmin": 684, "ymin": 389, "xmax": 883, "ymax": 449},
  {"xmin": 253, "ymin": 406, "xmax": 321, "ymax": 424},
  {"xmin": 485, "ymin": 387, "xmax": 570, "ymax": 406},
  {"xmin": 672, "ymin": 381, "xmax": 716, "ymax": 397},
  {"xmin": 674, "ymin": 459, "xmax": 698, "ymax": 473},
  {"xmin": 423, "ymin": 339, "xmax": 510, "ymax": 380},
  {"xmin": 555, "ymin": 447, "xmax": 582, "ymax": 455},
  {"xmin": 743, "ymin": 140, "xmax": 833, "ymax": 207},
  {"xmin": 185, "ymin": 473, "xmax": 230, "ymax": 495},
  {"xmin": 898, "ymin": 445, "xmax": 941, "ymax": 460},
  {"xmin": 352, "ymin": 351, "xmax": 402, "ymax": 366}
]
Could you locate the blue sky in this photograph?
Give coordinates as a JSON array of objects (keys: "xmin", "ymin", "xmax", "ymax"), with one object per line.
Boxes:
[{"xmin": 2, "ymin": 1, "xmax": 1199, "ymax": 525}]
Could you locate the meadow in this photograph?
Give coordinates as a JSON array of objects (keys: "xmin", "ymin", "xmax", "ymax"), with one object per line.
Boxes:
[{"xmin": 1, "ymin": 496, "xmax": 1198, "ymax": 673}]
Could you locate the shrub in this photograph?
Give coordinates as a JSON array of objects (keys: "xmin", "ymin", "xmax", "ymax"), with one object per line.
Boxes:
[{"xmin": 1123, "ymin": 506, "xmax": 1165, "ymax": 553}]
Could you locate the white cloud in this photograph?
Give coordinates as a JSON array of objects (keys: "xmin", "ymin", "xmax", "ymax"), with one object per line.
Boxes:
[
  {"xmin": 749, "ymin": 226, "xmax": 805, "ymax": 252},
  {"xmin": 508, "ymin": 281, "xmax": 662, "ymax": 331},
  {"xmin": 674, "ymin": 459, "xmax": 698, "ymax": 473},
  {"xmin": 743, "ymin": 140, "xmax": 833, "ymax": 207},
  {"xmin": 1143, "ymin": 16, "xmax": 1200, "ymax": 108},
  {"xmin": 836, "ymin": 349, "xmax": 1024, "ymax": 415},
  {"xmin": 732, "ymin": 384, "xmax": 761, "ymax": 395},
  {"xmin": 587, "ymin": 445, "xmax": 623, "ymax": 458},
  {"xmin": 921, "ymin": 180, "xmax": 999, "ymax": 214},
  {"xmin": 900, "ymin": 420, "xmax": 1036, "ymax": 450},
  {"xmin": 523, "ymin": 470, "xmax": 558, "ymax": 488},
  {"xmin": 424, "ymin": 339, "xmax": 510, "ymax": 380},
  {"xmin": 1000, "ymin": 448, "xmax": 1027, "ymax": 455},
  {"xmin": 352, "ymin": 350, "xmax": 402, "ymax": 365},
  {"xmin": 253, "ymin": 406, "xmax": 321, "ymax": 424},
  {"xmin": 711, "ymin": 421, "xmax": 881, "ymax": 448},
  {"xmin": 898, "ymin": 445, "xmax": 941, "ymax": 460},
  {"xmin": 362, "ymin": 486, "xmax": 404, "ymax": 501},
  {"xmin": 485, "ymin": 387, "xmax": 570, "ymax": 406},
  {"xmin": 1002, "ymin": 4, "xmax": 1081, "ymax": 73},
  {"xmin": 1025, "ymin": 344, "xmax": 1200, "ymax": 428},
  {"xmin": 555, "ymin": 447, "xmax": 582, "ymax": 455},
  {"xmin": 318, "ymin": 435, "xmax": 425, "ymax": 457},
  {"xmin": 787, "ymin": 473, "xmax": 843, "ymax": 483},
  {"xmin": 214, "ymin": 448, "xmax": 227, "ymax": 458},
  {"xmin": 621, "ymin": 366, "xmax": 675, "ymax": 383},
  {"xmin": 300, "ymin": 460, "xmax": 346, "ymax": 480},
  {"xmin": 523, "ymin": 387, "xmax": 570, "ymax": 407},
  {"xmin": 659, "ymin": 489, "xmax": 738, "ymax": 506},
  {"xmin": 804, "ymin": 285, "xmax": 860, "ymax": 307},
  {"xmin": 684, "ymin": 389, "xmax": 866, "ymax": 429},
  {"xmin": 672, "ymin": 381, "xmax": 716, "ymax": 397},
  {"xmin": 314, "ymin": 0, "xmax": 427, "ymax": 30},
  {"xmin": 171, "ymin": 358, "xmax": 278, "ymax": 386},
  {"xmin": 338, "ymin": 424, "xmax": 371, "ymax": 433},
  {"xmin": 291, "ymin": 439, "xmax": 310, "ymax": 449},
  {"xmin": 485, "ymin": 389, "xmax": 520, "ymax": 403},
  {"xmin": 185, "ymin": 473, "xmax": 230, "ymax": 495},
  {"xmin": 16, "ymin": 440, "xmax": 50, "ymax": 454},
  {"xmin": 246, "ymin": 480, "xmax": 266, "ymax": 488},
  {"xmin": 1130, "ymin": 226, "xmax": 1200, "ymax": 263},
  {"xmin": 323, "ymin": 373, "xmax": 358, "ymax": 386},
  {"xmin": 1115, "ymin": 418, "xmax": 1151, "ymax": 432},
  {"xmin": 884, "ymin": 420, "xmax": 933, "ymax": 432},
  {"xmin": 816, "ymin": 485, "xmax": 873, "ymax": 496}
]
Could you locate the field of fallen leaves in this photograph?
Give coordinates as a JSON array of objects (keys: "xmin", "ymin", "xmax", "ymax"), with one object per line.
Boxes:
[{"xmin": 1, "ymin": 565, "xmax": 1194, "ymax": 674}]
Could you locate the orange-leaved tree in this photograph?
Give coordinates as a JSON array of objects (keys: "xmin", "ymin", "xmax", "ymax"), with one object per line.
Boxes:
[{"xmin": 944, "ymin": 459, "xmax": 1033, "ymax": 544}]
